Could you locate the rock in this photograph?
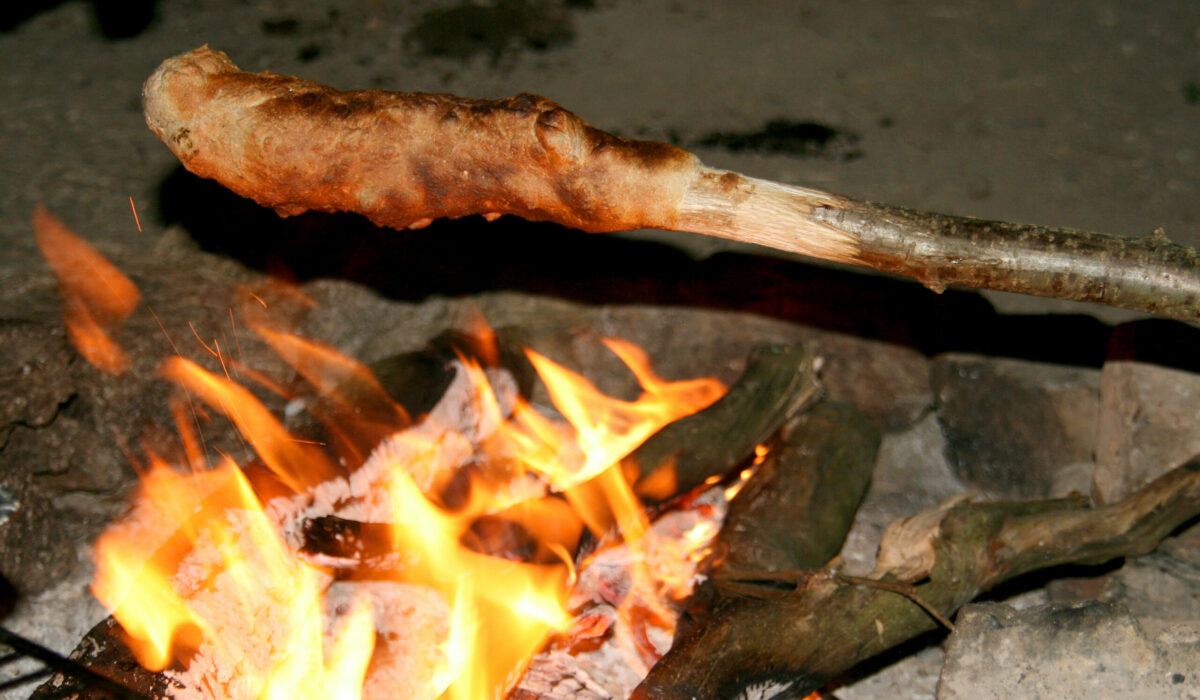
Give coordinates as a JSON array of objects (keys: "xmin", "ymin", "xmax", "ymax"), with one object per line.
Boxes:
[
  {"xmin": 939, "ymin": 601, "xmax": 1200, "ymax": 699},
  {"xmin": 838, "ymin": 413, "xmax": 965, "ymax": 577},
  {"xmin": 0, "ymin": 320, "xmax": 76, "ymax": 430},
  {"xmin": 0, "ymin": 317, "xmax": 126, "ymax": 594},
  {"xmin": 0, "ymin": 259, "xmax": 277, "ymax": 595},
  {"xmin": 1094, "ymin": 321, "xmax": 1200, "ymax": 503},
  {"xmin": 930, "ymin": 354, "xmax": 1098, "ymax": 499},
  {"xmin": 805, "ymin": 333, "xmax": 931, "ymax": 432},
  {"xmin": 1047, "ymin": 522, "xmax": 1200, "ymax": 621},
  {"xmin": 300, "ymin": 283, "xmax": 934, "ymax": 433}
]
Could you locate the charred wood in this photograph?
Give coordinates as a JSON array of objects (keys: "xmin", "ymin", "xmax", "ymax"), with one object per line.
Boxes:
[
  {"xmin": 28, "ymin": 617, "xmax": 165, "ymax": 700},
  {"xmin": 713, "ymin": 401, "xmax": 880, "ymax": 587},
  {"xmin": 630, "ymin": 344, "xmax": 818, "ymax": 501}
]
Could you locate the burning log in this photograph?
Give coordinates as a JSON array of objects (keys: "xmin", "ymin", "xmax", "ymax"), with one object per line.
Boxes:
[
  {"xmin": 299, "ymin": 342, "xmax": 819, "ymax": 573},
  {"xmin": 629, "ymin": 343, "xmax": 818, "ymax": 501},
  {"xmin": 510, "ymin": 400, "xmax": 877, "ymax": 700},
  {"xmin": 660, "ymin": 400, "xmax": 880, "ymax": 693},
  {"xmin": 635, "ymin": 457, "xmax": 1200, "ymax": 699},
  {"xmin": 711, "ymin": 401, "xmax": 879, "ymax": 586},
  {"xmin": 143, "ymin": 46, "xmax": 1200, "ymax": 320}
]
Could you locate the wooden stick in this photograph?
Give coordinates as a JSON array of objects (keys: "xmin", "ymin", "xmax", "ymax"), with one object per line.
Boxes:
[{"xmin": 144, "ymin": 47, "xmax": 1200, "ymax": 319}]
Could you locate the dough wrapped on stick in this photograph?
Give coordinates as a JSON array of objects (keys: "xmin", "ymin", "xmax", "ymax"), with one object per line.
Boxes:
[{"xmin": 144, "ymin": 47, "xmax": 1200, "ymax": 320}]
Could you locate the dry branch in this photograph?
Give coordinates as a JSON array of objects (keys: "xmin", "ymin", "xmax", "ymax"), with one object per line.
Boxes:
[
  {"xmin": 634, "ymin": 457, "xmax": 1200, "ymax": 699},
  {"xmin": 145, "ymin": 47, "xmax": 1200, "ymax": 319}
]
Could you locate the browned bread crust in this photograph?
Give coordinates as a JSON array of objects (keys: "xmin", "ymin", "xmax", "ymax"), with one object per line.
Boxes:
[{"xmin": 143, "ymin": 46, "xmax": 699, "ymax": 233}]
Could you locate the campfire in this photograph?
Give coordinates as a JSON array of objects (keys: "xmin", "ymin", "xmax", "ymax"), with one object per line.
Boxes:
[
  {"xmin": 11, "ymin": 47, "xmax": 1200, "ymax": 700},
  {"xmin": 34, "ymin": 205, "xmax": 745, "ymax": 699}
]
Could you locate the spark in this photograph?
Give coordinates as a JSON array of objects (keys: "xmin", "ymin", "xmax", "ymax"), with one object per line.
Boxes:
[
  {"xmin": 213, "ymin": 338, "xmax": 233, "ymax": 381},
  {"xmin": 189, "ymin": 321, "xmax": 220, "ymax": 359},
  {"xmin": 148, "ymin": 306, "xmax": 184, "ymax": 358},
  {"xmin": 229, "ymin": 309, "xmax": 245, "ymax": 368},
  {"xmin": 129, "ymin": 196, "xmax": 143, "ymax": 232}
]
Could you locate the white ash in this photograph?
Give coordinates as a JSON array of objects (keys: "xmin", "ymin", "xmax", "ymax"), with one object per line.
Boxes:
[
  {"xmin": 164, "ymin": 513, "xmax": 453, "ymax": 700},
  {"xmin": 160, "ymin": 361, "xmax": 520, "ymax": 699},
  {"xmin": 273, "ymin": 361, "xmax": 520, "ymax": 547},
  {"xmin": 166, "ymin": 508, "xmax": 330, "ymax": 700},
  {"xmin": 324, "ymin": 581, "xmax": 450, "ymax": 700},
  {"xmin": 518, "ymin": 484, "xmax": 732, "ymax": 699}
]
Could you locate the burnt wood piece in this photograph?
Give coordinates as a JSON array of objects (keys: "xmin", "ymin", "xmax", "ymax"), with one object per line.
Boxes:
[
  {"xmin": 301, "ymin": 514, "xmax": 392, "ymax": 562},
  {"xmin": 630, "ymin": 344, "xmax": 818, "ymax": 501},
  {"xmin": 669, "ymin": 401, "xmax": 879, "ymax": 669},
  {"xmin": 368, "ymin": 328, "xmax": 538, "ymax": 420},
  {"xmin": 714, "ymin": 401, "xmax": 879, "ymax": 583},
  {"xmin": 288, "ymin": 327, "xmax": 535, "ymax": 473},
  {"xmin": 28, "ymin": 617, "xmax": 166, "ymax": 700},
  {"xmin": 634, "ymin": 458, "xmax": 1200, "ymax": 700}
]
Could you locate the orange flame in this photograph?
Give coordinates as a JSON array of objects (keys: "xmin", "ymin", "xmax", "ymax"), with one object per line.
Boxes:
[
  {"xmin": 92, "ymin": 293, "xmax": 727, "ymax": 698},
  {"xmin": 34, "ymin": 206, "xmax": 140, "ymax": 374},
  {"xmin": 93, "ymin": 458, "xmax": 378, "ymax": 698}
]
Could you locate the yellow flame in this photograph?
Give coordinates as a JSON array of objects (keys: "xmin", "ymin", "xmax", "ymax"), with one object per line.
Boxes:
[
  {"xmin": 162, "ymin": 356, "xmax": 337, "ymax": 492},
  {"xmin": 92, "ymin": 310, "xmax": 727, "ymax": 699},
  {"xmin": 93, "ymin": 459, "xmax": 376, "ymax": 699}
]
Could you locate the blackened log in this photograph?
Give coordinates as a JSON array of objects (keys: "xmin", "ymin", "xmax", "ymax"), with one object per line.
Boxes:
[
  {"xmin": 670, "ymin": 401, "xmax": 878, "ymax": 663},
  {"xmin": 28, "ymin": 617, "xmax": 166, "ymax": 700},
  {"xmin": 289, "ymin": 327, "xmax": 535, "ymax": 471},
  {"xmin": 301, "ymin": 514, "xmax": 392, "ymax": 562},
  {"xmin": 630, "ymin": 344, "xmax": 818, "ymax": 501},
  {"xmin": 634, "ymin": 457, "xmax": 1200, "ymax": 700},
  {"xmin": 714, "ymin": 401, "xmax": 879, "ymax": 583}
]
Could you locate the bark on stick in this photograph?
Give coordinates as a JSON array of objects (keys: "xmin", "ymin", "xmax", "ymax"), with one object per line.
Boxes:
[{"xmin": 145, "ymin": 47, "xmax": 1200, "ymax": 319}]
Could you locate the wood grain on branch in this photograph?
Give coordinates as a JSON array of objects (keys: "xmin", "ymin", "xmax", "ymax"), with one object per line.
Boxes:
[{"xmin": 145, "ymin": 47, "xmax": 1200, "ymax": 320}]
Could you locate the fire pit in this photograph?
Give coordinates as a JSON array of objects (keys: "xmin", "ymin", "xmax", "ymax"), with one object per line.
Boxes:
[{"xmin": 4, "ymin": 43, "xmax": 1200, "ymax": 700}]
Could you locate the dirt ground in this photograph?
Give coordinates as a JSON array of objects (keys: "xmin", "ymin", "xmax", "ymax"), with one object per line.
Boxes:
[{"xmin": 1, "ymin": 1, "xmax": 1198, "ymax": 697}]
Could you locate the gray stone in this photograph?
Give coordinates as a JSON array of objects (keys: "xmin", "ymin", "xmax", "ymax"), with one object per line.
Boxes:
[
  {"xmin": 302, "ymin": 283, "xmax": 933, "ymax": 432},
  {"xmin": 930, "ymin": 354, "xmax": 1099, "ymax": 499},
  {"xmin": 0, "ymin": 320, "xmax": 76, "ymax": 431},
  {"xmin": 1048, "ymin": 522, "xmax": 1200, "ymax": 621},
  {"xmin": 939, "ymin": 601, "xmax": 1200, "ymax": 699},
  {"xmin": 838, "ymin": 413, "xmax": 965, "ymax": 577},
  {"xmin": 805, "ymin": 333, "xmax": 931, "ymax": 432},
  {"xmin": 1095, "ymin": 361, "xmax": 1200, "ymax": 503}
]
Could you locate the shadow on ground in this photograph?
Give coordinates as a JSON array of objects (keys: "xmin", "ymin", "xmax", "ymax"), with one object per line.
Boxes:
[{"xmin": 160, "ymin": 167, "xmax": 1200, "ymax": 372}]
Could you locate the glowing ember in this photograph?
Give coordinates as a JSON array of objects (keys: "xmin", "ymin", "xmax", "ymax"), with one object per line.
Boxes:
[{"xmin": 76, "ymin": 271, "xmax": 728, "ymax": 698}]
